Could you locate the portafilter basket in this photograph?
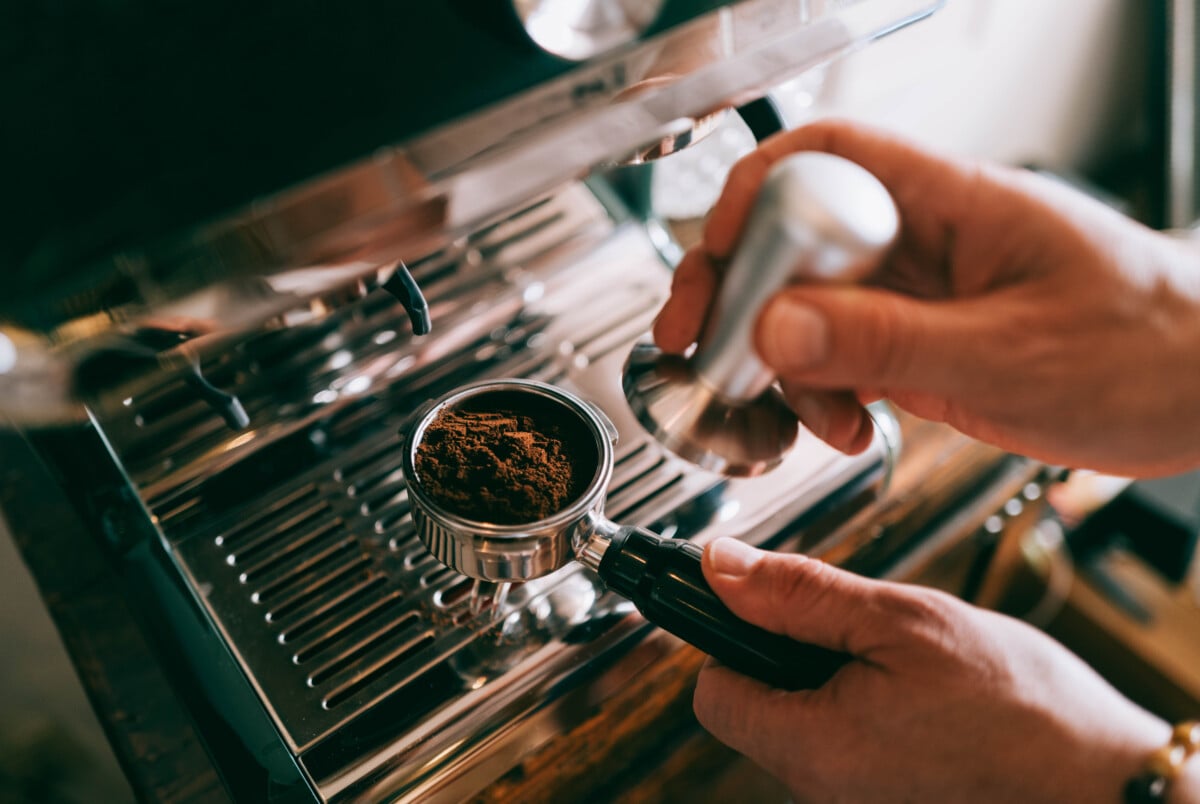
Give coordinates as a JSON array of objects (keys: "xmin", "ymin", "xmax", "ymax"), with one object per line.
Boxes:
[{"xmin": 401, "ymin": 378, "xmax": 845, "ymax": 690}]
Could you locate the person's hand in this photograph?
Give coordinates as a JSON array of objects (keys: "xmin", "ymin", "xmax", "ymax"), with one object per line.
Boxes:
[
  {"xmin": 653, "ymin": 119, "xmax": 1200, "ymax": 476},
  {"xmin": 694, "ymin": 538, "xmax": 1189, "ymax": 803}
]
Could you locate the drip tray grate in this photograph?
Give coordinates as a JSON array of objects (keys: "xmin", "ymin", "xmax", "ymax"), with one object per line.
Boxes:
[{"xmin": 96, "ymin": 186, "xmax": 887, "ymax": 789}]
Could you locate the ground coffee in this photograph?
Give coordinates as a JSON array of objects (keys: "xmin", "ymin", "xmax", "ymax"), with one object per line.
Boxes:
[{"xmin": 415, "ymin": 408, "xmax": 581, "ymax": 524}]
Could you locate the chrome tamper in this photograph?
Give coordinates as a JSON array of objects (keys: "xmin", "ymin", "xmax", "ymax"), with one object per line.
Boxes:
[{"xmin": 622, "ymin": 152, "xmax": 900, "ymax": 476}]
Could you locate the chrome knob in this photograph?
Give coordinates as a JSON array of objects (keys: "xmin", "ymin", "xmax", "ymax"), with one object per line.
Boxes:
[
  {"xmin": 622, "ymin": 152, "xmax": 899, "ymax": 476},
  {"xmin": 512, "ymin": 0, "xmax": 664, "ymax": 61}
]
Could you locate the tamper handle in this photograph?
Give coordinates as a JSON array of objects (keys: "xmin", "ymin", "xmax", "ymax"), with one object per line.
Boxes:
[
  {"xmin": 599, "ymin": 527, "xmax": 847, "ymax": 690},
  {"xmin": 691, "ymin": 152, "xmax": 899, "ymax": 402}
]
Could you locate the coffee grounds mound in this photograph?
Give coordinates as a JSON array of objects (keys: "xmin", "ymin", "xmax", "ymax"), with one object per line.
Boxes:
[{"xmin": 415, "ymin": 408, "xmax": 581, "ymax": 525}]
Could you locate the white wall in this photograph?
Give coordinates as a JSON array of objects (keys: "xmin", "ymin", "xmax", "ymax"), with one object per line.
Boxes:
[
  {"xmin": 812, "ymin": 0, "xmax": 1149, "ymax": 170},
  {"xmin": 0, "ymin": 517, "xmax": 133, "ymax": 802}
]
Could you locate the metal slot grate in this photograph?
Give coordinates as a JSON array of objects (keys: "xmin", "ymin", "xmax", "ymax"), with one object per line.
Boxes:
[
  {"xmin": 97, "ymin": 185, "xmax": 885, "ymax": 778},
  {"xmin": 275, "ymin": 577, "xmax": 390, "ymax": 646},
  {"xmin": 111, "ymin": 188, "xmax": 606, "ymax": 496},
  {"xmin": 252, "ymin": 546, "xmax": 366, "ymax": 608},
  {"xmin": 265, "ymin": 558, "xmax": 375, "ymax": 623},
  {"xmin": 127, "ymin": 198, "xmax": 707, "ymax": 751},
  {"xmin": 306, "ymin": 610, "xmax": 421, "ymax": 689},
  {"xmin": 295, "ymin": 599, "xmax": 415, "ymax": 668},
  {"xmin": 228, "ymin": 507, "xmax": 337, "ymax": 567},
  {"xmin": 322, "ymin": 633, "xmax": 438, "ymax": 710}
]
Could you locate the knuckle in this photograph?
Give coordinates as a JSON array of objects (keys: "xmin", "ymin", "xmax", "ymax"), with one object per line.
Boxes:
[
  {"xmin": 860, "ymin": 295, "xmax": 918, "ymax": 385},
  {"xmin": 706, "ymin": 151, "xmax": 773, "ymax": 256},
  {"xmin": 669, "ymin": 249, "xmax": 710, "ymax": 289},
  {"xmin": 767, "ymin": 555, "xmax": 835, "ymax": 612},
  {"xmin": 827, "ymin": 398, "xmax": 868, "ymax": 452},
  {"xmin": 815, "ymin": 117, "xmax": 853, "ymax": 157},
  {"xmin": 692, "ymin": 667, "xmax": 750, "ymax": 745},
  {"xmin": 845, "ymin": 409, "xmax": 875, "ymax": 454},
  {"xmin": 881, "ymin": 586, "xmax": 961, "ymax": 645},
  {"xmin": 691, "ymin": 676, "xmax": 718, "ymax": 730}
]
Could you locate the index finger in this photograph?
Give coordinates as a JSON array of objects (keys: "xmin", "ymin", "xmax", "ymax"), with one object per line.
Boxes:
[{"xmin": 703, "ymin": 118, "xmax": 980, "ymax": 261}]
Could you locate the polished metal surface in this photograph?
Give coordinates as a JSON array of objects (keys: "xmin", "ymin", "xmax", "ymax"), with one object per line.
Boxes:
[
  {"xmin": 692, "ymin": 153, "xmax": 899, "ymax": 399},
  {"xmin": 91, "ymin": 184, "xmax": 896, "ymax": 801},
  {"xmin": 619, "ymin": 106, "xmax": 730, "ymax": 165},
  {"xmin": 622, "ymin": 152, "xmax": 899, "ymax": 476},
  {"xmin": 109, "ymin": 185, "xmax": 612, "ymax": 502},
  {"xmin": 1169, "ymin": 0, "xmax": 1197, "ymax": 228},
  {"xmin": 0, "ymin": 0, "xmax": 944, "ymax": 427},
  {"xmin": 622, "ymin": 343, "xmax": 799, "ymax": 477},
  {"xmin": 402, "ymin": 379, "xmax": 692, "ymax": 585},
  {"xmin": 402, "ymin": 380, "xmax": 616, "ymax": 583},
  {"xmin": 513, "ymin": 0, "xmax": 664, "ymax": 60}
]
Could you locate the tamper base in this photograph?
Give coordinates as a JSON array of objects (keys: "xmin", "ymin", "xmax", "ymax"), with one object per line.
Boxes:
[{"xmin": 621, "ymin": 342, "xmax": 798, "ymax": 477}]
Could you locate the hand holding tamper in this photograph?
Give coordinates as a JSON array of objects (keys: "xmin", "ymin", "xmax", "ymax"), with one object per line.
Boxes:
[{"xmin": 623, "ymin": 152, "xmax": 900, "ymax": 476}]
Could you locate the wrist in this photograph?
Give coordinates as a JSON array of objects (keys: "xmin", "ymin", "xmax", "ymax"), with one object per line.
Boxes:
[
  {"xmin": 1114, "ymin": 234, "xmax": 1200, "ymax": 476},
  {"xmin": 1040, "ymin": 713, "xmax": 1171, "ymax": 804}
]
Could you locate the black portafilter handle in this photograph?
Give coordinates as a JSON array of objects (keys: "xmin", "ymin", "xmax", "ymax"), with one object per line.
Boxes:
[{"xmin": 598, "ymin": 527, "xmax": 848, "ymax": 690}]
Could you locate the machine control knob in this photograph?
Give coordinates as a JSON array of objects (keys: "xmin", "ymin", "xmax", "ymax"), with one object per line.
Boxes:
[{"xmin": 511, "ymin": 0, "xmax": 664, "ymax": 61}]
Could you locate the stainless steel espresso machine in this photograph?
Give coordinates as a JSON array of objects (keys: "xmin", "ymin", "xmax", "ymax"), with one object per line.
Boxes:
[{"xmin": 0, "ymin": 2, "xmax": 1030, "ymax": 801}]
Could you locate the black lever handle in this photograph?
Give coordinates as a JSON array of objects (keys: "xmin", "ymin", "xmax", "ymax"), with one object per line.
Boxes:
[
  {"xmin": 603, "ymin": 94, "xmax": 787, "ymax": 221},
  {"xmin": 381, "ymin": 260, "xmax": 431, "ymax": 336},
  {"xmin": 75, "ymin": 333, "xmax": 250, "ymax": 431},
  {"xmin": 598, "ymin": 528, "xmax": 847, "ymax": 690},
  {"xmin": 735, "ymin": 95, "xmax": 786, "ymax": 142}
]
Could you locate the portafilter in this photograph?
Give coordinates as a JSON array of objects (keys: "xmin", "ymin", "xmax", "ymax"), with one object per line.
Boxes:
[
  {"xmin": 622, "ymin": 151, "xmax": 900, "ymax": 476},
  {"xmin": 401, "ymin": 379, "xmax": 845, "ymax": 690}
]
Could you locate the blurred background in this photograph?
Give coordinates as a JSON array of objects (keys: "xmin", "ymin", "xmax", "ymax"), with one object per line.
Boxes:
[{"xmin": 0, "ymin": 516, "xmax": 134, "ymax": 803}]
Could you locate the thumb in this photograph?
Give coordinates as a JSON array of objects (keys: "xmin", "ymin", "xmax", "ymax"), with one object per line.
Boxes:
[
  {"xmin": 755, "ymin": 285, "xmax": 1001, "ymax": 397},
  {"xmin": 702, "ymin": 538, "xmax": 898, "ymax": 657}
]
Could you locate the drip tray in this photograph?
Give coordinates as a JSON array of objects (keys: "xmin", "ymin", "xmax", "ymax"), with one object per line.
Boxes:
[{"xmin": 97, "ymin": 186, "xmax": 893, "ymax": 801}]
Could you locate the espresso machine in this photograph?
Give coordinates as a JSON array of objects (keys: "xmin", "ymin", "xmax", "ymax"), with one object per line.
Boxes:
[{"xmin": 0, "ymin": 2, "xmax": 988, "ymax": 801}]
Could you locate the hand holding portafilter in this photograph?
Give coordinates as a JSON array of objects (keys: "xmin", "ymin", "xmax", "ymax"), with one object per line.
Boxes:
[
  {"xmin": 623, "ymin": 152, "xmax": 900, "ymax": 476},
  {"xmin": 401, "ymin": 379, "xmax": 847, "ymax": 690}
]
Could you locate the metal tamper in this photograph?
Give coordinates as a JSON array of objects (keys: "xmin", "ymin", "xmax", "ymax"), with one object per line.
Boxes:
[{"xmin": 622, "ymin": 152, "xmax": 900, "ymax": 476}]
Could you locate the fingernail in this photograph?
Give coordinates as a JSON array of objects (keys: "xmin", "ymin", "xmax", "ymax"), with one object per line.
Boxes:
[
  {"xmin": 758, "ymin": 299, "xmax": 829, "ymax": 373},
  {"xmin": 707, "ymin": 538, "xmax": 761, "ymax": 578}
]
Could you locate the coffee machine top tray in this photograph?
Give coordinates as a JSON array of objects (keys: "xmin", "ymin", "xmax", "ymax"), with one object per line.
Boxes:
[{"xmin": 2, "ymin": 0, "xmax": 941, "ymax": 345}]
